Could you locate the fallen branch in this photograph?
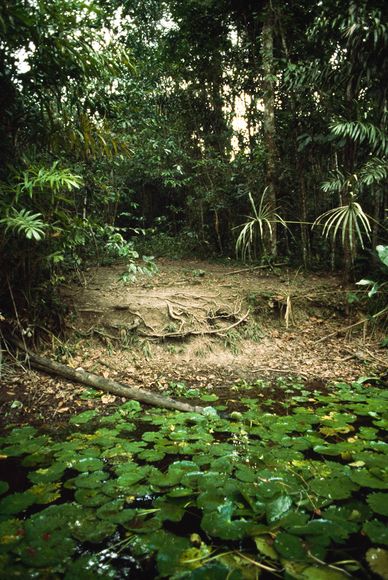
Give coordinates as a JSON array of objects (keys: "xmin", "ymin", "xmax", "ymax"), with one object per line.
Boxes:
[
  {"xmin": 226, "ymin": 263, "xmax": 286, "ymax": 276},
  {"xmin": 316, "ymin": 307, "xmax": 388, "ymax": 344},
  {"xmin": 7, "ymin": 338, "xmax": 206, "ymax": 414},
  {"xmin": 139, "ymin": 310, "xmax": 250, "ymax": 339}
]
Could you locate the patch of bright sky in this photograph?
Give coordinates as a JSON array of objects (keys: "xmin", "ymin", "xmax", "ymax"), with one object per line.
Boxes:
[{"xmin": 14, "ymin": 42, "xmax": 36, "ymax": 74}]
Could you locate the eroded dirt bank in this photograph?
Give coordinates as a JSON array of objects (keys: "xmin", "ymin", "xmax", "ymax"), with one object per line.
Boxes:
[{"xmin": 1, "ymin": 259, "xmax": 386, "ymax": 428}]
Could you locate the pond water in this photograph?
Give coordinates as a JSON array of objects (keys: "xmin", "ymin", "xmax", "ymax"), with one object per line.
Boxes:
[{"xmin": 0, "ymin": 378, "xmax": 387, "ymax": 579}]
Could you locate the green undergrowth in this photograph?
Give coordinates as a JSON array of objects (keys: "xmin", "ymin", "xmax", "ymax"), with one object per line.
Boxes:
[{"xmin": 0, "ymin": 379, "xmax": 387, "ymax": 579}]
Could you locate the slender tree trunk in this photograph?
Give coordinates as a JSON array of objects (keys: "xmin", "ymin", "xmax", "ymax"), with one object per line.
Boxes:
[{"xmin": 262, "ymin": 2, "xmax": 278, "ymax": 257}]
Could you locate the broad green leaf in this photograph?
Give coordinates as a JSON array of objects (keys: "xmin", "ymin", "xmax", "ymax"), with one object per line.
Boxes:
[
  {"xmin": 0, "ymin": 481, "xmax": 9, "ymax": 496},
  {"xmin": 350, "ymin": 469, "xmax": 388, "ymax": 489},
  {"xmin": 364, "ymin": 520, "xmax": 388, "ymax": 545},
  {"xmin": 69, "ymin": 410, "xmax": 98, "ymax": 425},
  {"xmin": 266, "ymin": 495, "xmax": 293, "ymax": 523},
  {"xmin": 366, "ymin": 548, "xmax": 388, "ymax": 579},
  {"xmin": 64, "ymin": 555, "xmax": 116, "ymax": 579},
  {"xmin": 367, "ymin": 493, "xmax": 388, "ymax": 516},
  {"xmin": 70, "ymin": 514, "xmax": 116, "ymax": 543},
  {"xmin": 0, "ymin": 492, "xmax": 36, "ymax": 515},
  {"xmin": 274, "ymin": 532, "xmax": 306, "ymax": 561},
  {"xmin": 201, "ymin": 502, "xmax": 250, "ymax": 540}
]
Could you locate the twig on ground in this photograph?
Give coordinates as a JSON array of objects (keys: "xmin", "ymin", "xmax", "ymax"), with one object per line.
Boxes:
[
  {"xmin": 226, "ymin": 263, "xmax": 286, "ymax": 276},
  {"xmin": 316, "ymin": 307, "xmax": 388, "ymax": 344}
]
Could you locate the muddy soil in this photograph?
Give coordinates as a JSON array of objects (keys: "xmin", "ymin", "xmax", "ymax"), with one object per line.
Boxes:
[{"xmin": 1, "ymin": 259, "xmax": 386, "ymax": 429}]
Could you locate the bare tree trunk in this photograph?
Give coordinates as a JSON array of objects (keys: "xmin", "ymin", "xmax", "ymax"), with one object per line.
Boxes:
[{"xmin": 262, "ymin": 2, "xmax": 278, "ymax": 257}]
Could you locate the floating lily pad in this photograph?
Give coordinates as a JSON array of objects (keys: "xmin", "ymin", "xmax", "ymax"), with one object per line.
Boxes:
[
  {"xmin": 200, "ymin": 394, "xmax": 219, "ymax": 402},
  {"xmin": 29, "ymin": 482, "xmax": 61, "ymax": 504},
  {"xmin": 309, "ymin": 476, "xmax": 358, "ymax": 500},
  {"xmin": 28, "ymin": 462, "xmax": 66, "ymax": 484},
  {"xmin": 96, "ymin": 499, "xmax": 135, "ymax": 524},
  {"xmin": 201, "ymin": 501, "xmax": 250, "ymax": 540},
  {"xmin": 0, "ymin": 491, "xmax": 36, "ymax": 515},
  {"xmin": 69, "ymin": 410, "xmax": 98, "ymax": 425},
  {"xmin": 350, "ymin": 469, "xmax": 388, "ymax": 489},
  {"xmin": 64, "ymin": 554, "xmax": 116, "ymax": 579},
  {"xmin": 363, "ymin": 520, "xmax": 388, "ymax": 545},
  {"xmin": 366, "ymin": 548, "xmax": 388, "ymax": 580},
  {"xmin": 73, "ymin": 471, "xmax": 107, "ymax": 489},
  {"xmin": 154, "ymin": 496, "xmax": 186, "ymax": 522},
  {"xmin": 0, "ymin": 481, "xmax": 9, "ymax": 496},
  {"xmin": 274, "ymin": 531, "xmax": 306, "ymax": 561},
  {"xmin": 367, "ymin": 493, "xmax": 388, "ymax": 516},
  {"xmin": 72, "ymin": 457, "xmax": 104, "ymax": 473},
  {"xmin": 0, "ymin": 518, "xmax": 25, "ymax": 552},
  {"xmin": 266, "ymin": 495, "xmax": 293, "ymax": 523},
  {"xmin": 70, "ymin": 514, "xmax": 117, "ymax": 543},
  {"xmin": 137, "ymin": 449, "xmax": 166, "ymax": 462},
  {"xmin": 147, "ymin": 530, "xmax": 191, "ymax": 577},
  {"xmin": 75, "ymin": 488, "xmax": 109, "ymax": 507},
  {"xmin": 17, "ymin": 504, "xmax": 79, "ymax": 567}
]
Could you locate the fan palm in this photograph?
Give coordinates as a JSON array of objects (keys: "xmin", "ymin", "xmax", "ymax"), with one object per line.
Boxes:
[{"xmin": 235, "ymin": 188, "xmax": 287, "ymax": 261}]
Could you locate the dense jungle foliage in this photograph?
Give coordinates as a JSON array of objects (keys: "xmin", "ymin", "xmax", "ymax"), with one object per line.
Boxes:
[{"xmin": 0, "ymin": 0, "xmax": 387, "ymax": 324}]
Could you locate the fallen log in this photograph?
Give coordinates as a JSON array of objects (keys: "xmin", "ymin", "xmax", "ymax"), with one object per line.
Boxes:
[{"xmin": 7, "ymin": 338, "xmax": 206, "ymax": 414}]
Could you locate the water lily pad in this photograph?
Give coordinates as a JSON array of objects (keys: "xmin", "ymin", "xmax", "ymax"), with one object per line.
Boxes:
[
  {"xmin": 274, "ymin": 531, "xmax": 306, "ymax": 561},
  {"xmin": 0, "ymin": 518, "xmax": 25, "ymax": 552},
  {"xmin": 17, "ymin": 504, "xmax": 79, "ymax": 567},
  {"xmin": 350, "ymin": 469, "xmax": 388, "ymax": 489},
  {"xmin": 73, "ymin": 470, "xmax": 107, "ymax": 489},
  {"xmin": 363, "ymin": 520, "xmax": 388, "ymax": 545},
  {"xmin": 201, "ymin": 501, "xmax": 250, "ymax": 540},
  {"xmin": 254, "ymin": 536, "xmax": 278, "ymax": 560},
  {"xmin": 146, "ymin": 530, "xmax": 191, "ymax": 576},
  {"xmin": 359, "ymin": 427, "xmax": 379, "ymax": 440},
  {"xmin": 17, "ymin": 534, "xmax": 76, "ymax": 568},
  {"xmin": 154, "ymin": 496, "xmax": 186, "ymax": 522},
  {"xmin": 0, "ymin": 491, "xmax": 36, "ymax": 515},
  {"xmin": 309, "ymin": 476, "xmax": 358, "ymax": 500},
  {"xmin": 0, "ymin": 481, "xmax": 9, "ymax": 496},
  {"xmin": 29, "ymin": 482, "xmax": 61, "ymax": 504},
  {"xmin": 28, "ymin": 462, "xmax": 66, "ymax": 484},
  {"xmin": 266, "ymin": 495, "xmax": 293, "ymax": 523},
  {"xmin": 69, "ymin": 410, "xmax": 98, "ymax": 425},
  {"xmin": 75, "ymin": 488, "xmax": 109, "ymax": 507},
  {"xmin": 366, "ymin": 548, "xmax": 388, "ymax": 579},
  {"xmin": 367, "ymin": 493, "xmax": 388, "ymax": 516},
  {"xmin": 200, "ymin": 394, "xmax": 219, "ymax": 402},
  {"xmin": 96, "ymin": 499, "xmax": 135, "ymax": 524},
  {"xmin": 73, "ymin": 457, "xmax": 104, "ymax": 473},
  {"xmin": 64, "ymin": 554, "xmax": 116, "ymax": 579},
  {"xmin": 70, "ymin": 513, "xmax": 117, "ymax": 543},
  {"xmin": 288, "ymin": 518, "xmax": 353, "ymax": 542}
]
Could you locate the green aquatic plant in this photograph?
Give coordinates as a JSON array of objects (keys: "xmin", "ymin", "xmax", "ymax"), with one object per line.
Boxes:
[{"xmin": 0, "ymin": 379, "xmax": 387, "ymax": 578}]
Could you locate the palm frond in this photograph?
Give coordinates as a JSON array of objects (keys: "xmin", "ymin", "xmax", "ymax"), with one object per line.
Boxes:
[
  {"xmin": 313, "ymin": 196, "xmax": 371, "ymax": 252},
  {"xmin": 235, "ymin": 188, "xmax": 287, "ymax": 261}
]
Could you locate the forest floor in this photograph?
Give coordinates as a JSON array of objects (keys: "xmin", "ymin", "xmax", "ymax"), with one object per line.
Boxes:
[{"xmin": 1, "ymin": 259, "xmax": 387, "ymax": 430}]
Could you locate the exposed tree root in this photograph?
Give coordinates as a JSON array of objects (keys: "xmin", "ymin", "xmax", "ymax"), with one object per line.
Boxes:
[
  {"xmin": 6, "ymin": 338, "xmax": 206, "ymax": 414},
  {"xmin": 138, "ymin": 310, "xmax": 250, "ymax": 339}
]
